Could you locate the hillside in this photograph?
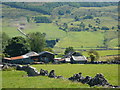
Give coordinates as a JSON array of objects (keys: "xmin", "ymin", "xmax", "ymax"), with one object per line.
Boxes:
[
  {"xmin": 1, "ymin": 2, "xmax": 119, "ymax": 53},
  {"xmin": 2, "ymin": 2, "xmax": 118, "ymax": 15}
]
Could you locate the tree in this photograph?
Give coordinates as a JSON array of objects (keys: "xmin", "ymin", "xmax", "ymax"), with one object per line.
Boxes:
[
  {"xmin": 69, "ymin": 27, "xmax": 80, "ymax": 32},
  {"xmin": 64, "ymin": 47, "xmax": 74, "ymax": 55},
  {"xmin": 74, "ymin": 16, "xmax": 80, "ymax": 21},
  {"xmin": 79, "ymin": 22, "xmax": 85, "ymax": 31},
  {"xmin": 2, "ymin": 32, "xmax": 10, "ymax": 52},
  {"xmin": 112, "ymin": 26, "xmax": 115, "ymax": 30},
  {"xmin": 26, "ymin": 16, "xmax": 30, "ymax": 23},
  {"xmin": 58, "ymin": 10, "xmax": 64, "ymax": 15},
  {"xmin": 88, "ymin": 50, "xmax": 99, "ymax": 62},
  {"xmin": 66, "ymin": 10, "xmax": 71, "ymax": 14},
  {"xmin": 88, "ymin": 24, "xmax": 92, "ymax": 28},
  {"xmin": 93, "ymin": 27, "xmax": 98, "ymax": 31},
  {"xmin": 95, "ymin": 18, "xmax": 100, "ymax": 24},
  {"xmin": 63, "ymin": 23, "xmax": 68, "ymax": 32},
  {"xmin": 59, "ymin": 23, "xmax": 68, "ymax": 32},
  {"xmin": 27, "ymin": 32, "xmax": 46, "ymax": 53},
  {"xmin": 101, "ymin": 26, "xmax": 109, "ymax": 30},
  {"xmin": 34, "ymin": 17, "xmax": 52, "ymax": 23},
  {"xmin": 4, "ymin": 36, "xmax": 30, "ymax": 57},
  {"xmin": 89, "ymin": 54, "xmax": 95, "ymax": 62},
  {"xmin": 46, "ymin": 40, "xmax": 56, "ymax": 48},
  {"xmin": 83, "ymin": 15, "xmax": 93, "ymax": 19}
]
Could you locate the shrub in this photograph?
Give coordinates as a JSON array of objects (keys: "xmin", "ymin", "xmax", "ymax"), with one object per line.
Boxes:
[
  {"xmin": 34, "ymin": 17, "xmax": 52, "ymax": 23},
  {"xmin": 88, "ymin": 50, "xmax": 99, "ymax": 62},
  {"xmin": 83, "ymin": 15, "xmax": 93, "ymax": 19},
  {"xmin": 101, "ymin": 26, "xmax": 109, "ymax": 30},
  {"xmin": 69, "ymin": 27, "xmax": 80, "ymax": 31},
  {"xmin": 64, "ymin": 47, "xmax": 74, "ymax": 55}
]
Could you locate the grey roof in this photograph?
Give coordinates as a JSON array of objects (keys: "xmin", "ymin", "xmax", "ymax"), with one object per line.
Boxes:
[
  {"xmin": 38, "ymin": 51, "xmax": 54, "ymax": 55},
  {"xmin": 63, "ymin": 52, "xmax": 87, "ymax": 61},
  {"xmin": 72, "ymin": 56, "xmax": 87, "ymax": 61},
  {"xmin": 24, "ymin": 52, "xmax": 39, "ymax": 57},
  {"xmin": 64, "ymin": 51, "xmax": 82, "ymax": 58}
]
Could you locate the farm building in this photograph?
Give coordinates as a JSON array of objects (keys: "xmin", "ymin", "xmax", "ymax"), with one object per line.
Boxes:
[
  {"xmin": 2, "ymin": 52, "xmax": 38, "ymax": 64},
  {"xmin": 31, "ymin": 51, "xmax": 55, "ymax": 63},
  {"xmin": 54, "ymin": 58, "xmax": 66, "ymax": 63},
  {"xmin": 3, "ymin": 55, "xmax": 34, "ymax": 64},
  {"xmin": 3, "ymin": 51, "xmax": 55, "ymax": 64},
  {"xmin": 64, "ymin": 52, "xmax": 87, "ymax": 64}
]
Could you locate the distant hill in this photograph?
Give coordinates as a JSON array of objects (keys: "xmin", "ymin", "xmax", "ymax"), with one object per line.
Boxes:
[
  {"xmin": 1, "ymin": 2, "xmax": 119, "ymax": 51},
  {"xmin": 2, "ymin": 2, "xmax": 118, "ymax": 15}
]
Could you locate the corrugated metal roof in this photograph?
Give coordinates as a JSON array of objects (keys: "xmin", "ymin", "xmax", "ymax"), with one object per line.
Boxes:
[
  {"xmin": 3, "ymin": 51, "xmax": 54, "ymax": 61},
  {"xmin": 64, "ymin": 52, "xmax": 83, "ymax": 58},
  {"xmin": 4, "ymin": 51, "xmax": 38, "ymax": 60},
  {"xmin": 72, "ymin": 56, "xmax": 87, "ymax": 61},
  {"xmin": 24, "ymin": 52, "xmax": 39, "ymax": 56},
  {"xmin": 11, "ymin": 56, "xmax": 24, "ymax": 60},
  {"xmin": 38, "ymin": 51, "xmax": 54, "ymax": 55},
  {"xmin": 4, "ymin": 56, "xmax": 24, "ymax": 60}
]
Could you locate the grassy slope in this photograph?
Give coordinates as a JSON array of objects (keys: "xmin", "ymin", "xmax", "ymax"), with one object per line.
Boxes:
[
  {"xmin": 24, "ymin": 23, "xmax": 66, "ymax": 40},
  {"xmin": 108, "ymin": 38, "xmax": 119, "ymax": 47},
  {"xmin": 2, "ymin": 4, "xmax": 43, "ymax": 18},
  {"xmin": 55, "ymin": 31, "xmax": 104, "ymax": 48},
  {"xmin": 2, "ymin": 4, "xmax": 118, "ymax": 50},
  {"xmin": 2, "ymin": 64, "xmax": 119, "ymax": 88},
  {"xmin": 2, "ymin": 23, "xmax": 66, "ymax": 39},
  {"xmin": 82, "ymin": 50, "xmax": 119, "ymax": 57}
]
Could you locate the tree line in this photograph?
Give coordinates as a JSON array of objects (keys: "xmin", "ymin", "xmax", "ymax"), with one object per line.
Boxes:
[{"xmin": 2, "ymin": 2, "xmax": 118, "ymax": 15}]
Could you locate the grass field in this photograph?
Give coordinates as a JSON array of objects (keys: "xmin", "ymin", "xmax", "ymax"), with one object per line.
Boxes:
[
  {"xmin": 55, "ymin": 31, "xmax": 104, "ymax": 48},
  {"xmin": 82, "ymin": 50, "xmax": 119, "ymax": 57},
  {"xmin": 2, "ymin": 4, "xmax": 119, "ymax": 49},
  {"xmin": 2, "ymin": 64, "xmax": 119, "ymax": 88},
  {"xmin": 1, "ymin": 3, "xmax": 119, "ymax": 89}
]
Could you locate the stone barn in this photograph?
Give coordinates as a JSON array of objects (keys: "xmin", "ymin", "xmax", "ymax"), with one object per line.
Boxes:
[
  {"xmin": 64, "ymin": 52, "xmax": 87, "ymax": 64},
  {"xmin": 31, "ymin": 51, "xmax": 55, "ymax": 63}
]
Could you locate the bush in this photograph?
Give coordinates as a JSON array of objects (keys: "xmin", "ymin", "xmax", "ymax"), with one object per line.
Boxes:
[
  {"xmin": 69, "ymin": 27, "xmax": 80, "ymax": 31},
  {"xmin": 58, "ymin": 10, "xmax": 64, "ymax": 15},
  {"xmin": 83, "ymin": 15, "xmax": 93, "ymax": 19},
  {"xmin": 4, "ymin": 36, "xmax": 30, "ymax": 57},
  {"xmin": 101, "ymin": 26, "xmax": 109, "ymax": 30},
  {"xmin": 88, "ymin": 50, "xmax": 99, "ymax": 62},
  {"xmin": 34, "ymin": 17, "xmax": 52, "ymax": 23},
  {"xmin": 64, "ymin": 47, "xmax": 74, "ymax": 55}
]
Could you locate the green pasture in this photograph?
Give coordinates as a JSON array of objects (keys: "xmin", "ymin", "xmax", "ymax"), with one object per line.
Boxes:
[
  {"xmin": 108, "ymin": 38, "xmax": 119, "ymax": 48},
  {"xmin": 2, "ymin": 4, "xmax": 119, "ymax": 49},
  {"xmin": 3, "ymin": 21, "xmax": 118, "ymax": 49},
  {"xmin": 68, "ymin": 16, "xmax": 117, "ymax": 29},
  {"xmin": 24, "ymin": 23, "xmax": 66, "ymax": 39},
  {"xmin": 78, "ymin": 6, "xmax": 117, "ymax": 10},
  {"xmin": 55, "ymin": 31, "xmax": 104, "ymax": 48},
  {"xmin": 82, "ymin": 50, "xmax": 119, "ymax": 57},
  {"xmin": 2, "ymin": 64, "xmax": 119, "ymax": 88},
  {"xmin": 98, "ymin": 17, "xmax": 117, "ymax": 28},
  {"xmin": 2, "ymin": 23, "xmax": 66, "ymax": 39},
  {"xmin": 2, "ymin": 4, "xmax": 43, "ymax": 18}
]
